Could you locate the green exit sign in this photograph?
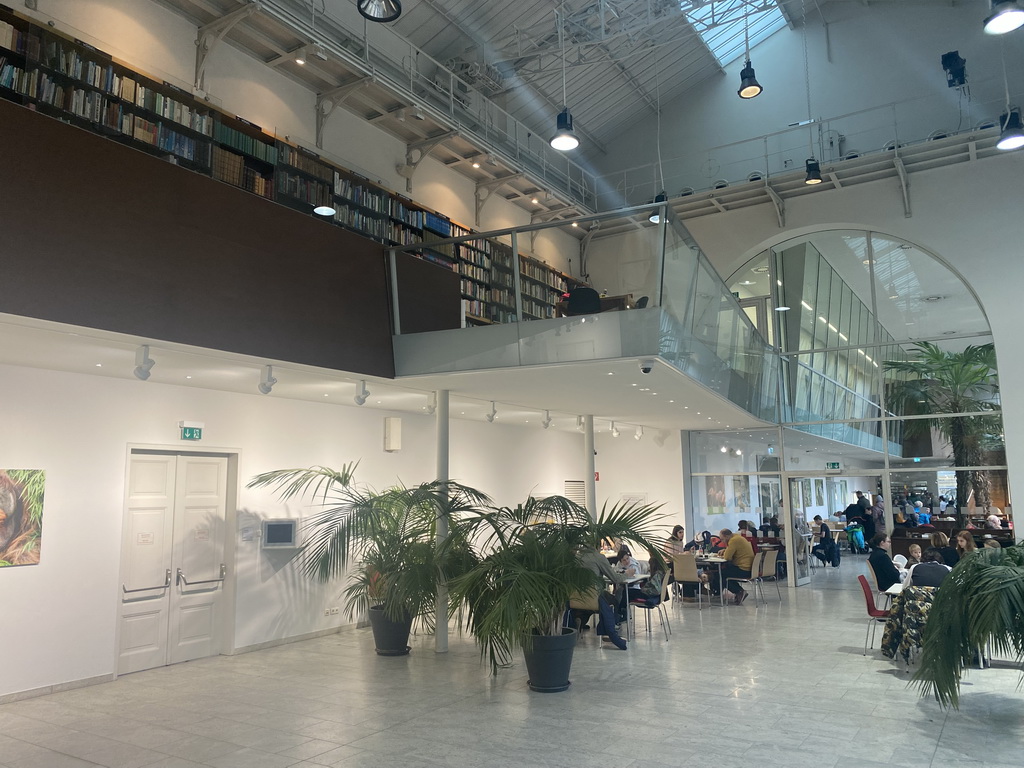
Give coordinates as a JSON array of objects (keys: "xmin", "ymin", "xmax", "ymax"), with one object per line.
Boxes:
[
  {"xmin": 825, "ymin": 461, "xmax": 840, "ymax": 470},
  {"xmin": 180, "ymin": 426, "xmax": 203, "ymax": 441}
]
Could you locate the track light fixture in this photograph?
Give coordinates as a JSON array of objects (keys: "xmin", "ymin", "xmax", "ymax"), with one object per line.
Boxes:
[
  {"xmin": 133, "ymin": 345, "xmax": 155, "ymax": 381},
  {"xmin": 610, "ymin": 422, "xmax": 620, "ymax": 438},
  {"xmin": 804, "ymin": 158, "xmax": 823, "ymax": 184},
  {"xmin": 353, "ymin": 380, "xmax": 370, "ymax": 406},
  {"xmin": 425, "ymin": 392, "xmax": 437, "ymax": 415},
  {"xmin": 997, "ymin": 108, "xmax": 1024, "ymax": 149},
  {"xmin": 576, "ymin": 415, "xmax": 586, "ymax": 432},
  {"xmin": 258, "ymin": 365, "xmax": 277, "ymax": 395},
  {"xmin": 357, "ymin": 0, "xmax": 402, "ymax": 23},
  {"xmin": 634, "ymin": 426, "xmax": 644, "ymax": 441},
  {"xmin": 294, "ymin": 48, "xmax": 306, "ymax": 65},
  {"xmin": 648, "ymin": 191, "xmax": 667, "ymax": 223},
  {"xmin": 984, "ymin": 1, "xmax": 1024, "ymax": 34},
  {"xmin": 541, "ymin": 410, "xmax": 552, "ymax": 430},
  {"xmin": 485, "ymin": 401, "xmax": 497, "ymax": 423}
]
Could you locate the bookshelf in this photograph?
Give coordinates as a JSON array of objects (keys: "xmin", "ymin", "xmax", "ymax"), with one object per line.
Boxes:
[{"xmin": 0, "ymin": 5, "xmax": 584, "ymax": 328}]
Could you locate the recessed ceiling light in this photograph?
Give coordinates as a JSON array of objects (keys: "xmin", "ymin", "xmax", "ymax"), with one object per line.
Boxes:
[
  {"xmin": 669, "ymin": 400, "xmax": 674, "ymax": 403},
  {"xmin": 531, "ymin": 197, "xmax": 539, "ymax": 204},
  {"xmin": 324, "ymin": 394, "xmax": 329, "ymax": 397},
  {"xmin": 684, "ymin": 406, "xmax": 689, "ymax": 409},
  {"xmin": 632, "ymin": 383, "xmax": 637, "ymax": 387},
  {"xmin": 608, "ymin": 372, "xmax": 614, "ymax": 375},
  {"xmin": 739, "ymin": 280, "xmax": 755, "ymax": 286},
  {"xmin": 775, "ymin": 306, "xmax": 790, "ymax": 311},
  {"xmin": 922, "ymin": 295, "xmax": 945, "ymax": 302},
  {"xmin": 185, "ymin": 375, "xmax": 192, "ymax": 379},
  {"xmin": 862, "ymin": 259, "xmax": 872, "ymax": 265},
  {"xmin": 571, "ymin": 222, "xmax": 579, "ymax": 228},
  {"xmin": 471, "ymin": 161, "xmax": 480, "ymax": 168},
  {"xmin": 95, "ymin": 363, "xmax": 102, "ymax": 367},
  {"xmin": 640, "ymin": 387, "xmax": 650, "ymax": 391},
  {"xmin": 376, "ymin": 400, "xmax": 381, "ymax": 404}
]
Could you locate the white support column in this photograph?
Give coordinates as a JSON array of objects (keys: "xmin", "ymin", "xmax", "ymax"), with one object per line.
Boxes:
[
  {"xmin": 584, "ymin": 414, "xmax": 597, "ymax": 521},
  {"xmin": 434, "ymin": 389, "xmax": 450, "ymax": 654}
]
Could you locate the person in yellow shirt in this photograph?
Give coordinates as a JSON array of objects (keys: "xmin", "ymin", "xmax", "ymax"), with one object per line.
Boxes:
[{"xmin": 719, "ymin": 528, "xmax": 755, "ymax": 605}]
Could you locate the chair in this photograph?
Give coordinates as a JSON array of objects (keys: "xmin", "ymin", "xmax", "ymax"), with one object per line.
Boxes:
[
  {"xmin": 565, "ymin": 286, "xmax": 601, "ymax": 315},
  {"xmin": 858, "ymin": 575, "xmax": 890, "ymax": 655},
  {"xmin": 865, "ymin": 560, "xmax": 891, "ymax": 609},
  {"xmin": 633, "ymin": 296, "xmax": 649, "ymax": 309},
  {"xmin": 671, "ymin": 553, "xmax": 704, "ymax": 610},
  {"xmin": 734, "ymin": 551, "xmax": 765, "ymax": 605},
  {"xmin": 628, "ymin": 573, "xmax": 671, "ymax": 641},
  {"xmin": 758, "ymin": 549, "xmax": 782, "ymax": 601}
]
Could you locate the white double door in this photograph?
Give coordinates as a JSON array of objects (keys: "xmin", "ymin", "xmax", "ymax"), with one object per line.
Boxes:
[{"xmin": 118, "ymin": 453, "xmax": 229, "ymax": 675}]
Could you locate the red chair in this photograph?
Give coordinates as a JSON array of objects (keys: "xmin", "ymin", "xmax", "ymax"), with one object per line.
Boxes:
[{"xmin": 858, "ymin": 575, "xmax": 890, "ymax": 655}]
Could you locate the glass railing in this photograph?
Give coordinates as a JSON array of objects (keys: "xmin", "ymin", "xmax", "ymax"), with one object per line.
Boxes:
[{"xmin": 389, "ymin": 205, "xmax": 778, "ymax": 422}]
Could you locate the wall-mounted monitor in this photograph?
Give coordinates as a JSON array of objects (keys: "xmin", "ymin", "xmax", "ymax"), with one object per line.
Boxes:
[{"xmin": 262, "ymin": 518, "xmax": 299, "ymax": 549}]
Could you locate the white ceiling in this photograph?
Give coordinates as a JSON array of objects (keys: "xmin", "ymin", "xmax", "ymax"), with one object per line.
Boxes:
[{"xmin": 0, "ymin": 313, "xmax": 767, "ymax": 435}]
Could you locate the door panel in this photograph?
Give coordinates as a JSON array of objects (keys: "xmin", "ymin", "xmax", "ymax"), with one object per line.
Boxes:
[
  {"xmin": 169, "ymin": 456, "xmax": 228, "ymax": 665},
  {"xmin": 118, "ymin": 456, "xmax": 175, "ymax": 675}
]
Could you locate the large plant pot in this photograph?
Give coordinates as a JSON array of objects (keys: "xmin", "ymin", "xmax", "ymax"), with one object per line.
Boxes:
[
  {"xmin": 367, "ymin": 604, "xmax": 413, "ymax": 656},
  {"xmin": 522, "ymin": 627, "xmax": 577, "ymax": 692}
]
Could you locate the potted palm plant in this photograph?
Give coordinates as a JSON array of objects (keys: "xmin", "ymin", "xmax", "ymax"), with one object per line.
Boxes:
[
  {"xmin": 913, "ymin": 545, "xmax": 1024, "ymax": 707},
  {"xmin": 248, "ymin": 463, "xmax": 489, "ymax": 655},
  {"xmin": 449, "ymin": 495, "xmax": 664, "ymax": 692}
]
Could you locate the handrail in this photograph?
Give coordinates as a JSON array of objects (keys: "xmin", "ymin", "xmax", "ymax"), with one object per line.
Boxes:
[
  {"xmin": 177, "ymin": 563, "xmax": 227, "ymax": 588},
  {"xmin": 122, "ymin": 569, "xmax": 171, "ymax": 595}
]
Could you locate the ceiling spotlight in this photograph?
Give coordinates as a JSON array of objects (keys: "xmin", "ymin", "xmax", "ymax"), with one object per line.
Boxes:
[
  {"xmin": 984, "ymin": 1, "xmax": 1024, "ymax": 34},
  {"xmin": 471, "ymin": 160, "xmax": 481, "ymax": 168},
  {"xmin": 294, "ymin": 48, "xmax": 306, "ymax": 66},
  {"xmin": 532, "ymin": 196, "xmax": 539, "ymax": 204},
  {"xmin": 634, "ymin": 426, "xmax": 644, "ymax": 441},
  {"xmin": 550, "ymin": 107, "xmax": 580, "ymax": 151},
  {"xmin": 410, "ymin": 105, "xmax": 425, "ymax": 120},
  {"xmin": 486, "ymin": 153, "xmax": 497, "ymax": 166},
  {"xmin": 720, "ymin": 446, "xmax": 728, "ymax": 453},
  {"xmin": 313, "ymin": 203, "xmax": 336, "ymax": 216},
  {"xmin": 997, "ymin": 109, "xmax": 1024, "ymax": 150},
  {"xmin": 738, "ymin": 60, "xmax": 763, "ymax": 99},
  {"xmin": 648, "ymin": 191, "xmax": 667, "ymax": 224},
  {"xmin": 312, "ymin": 43, "xmax": 328, "ymax": 61},
  {"xmin": 425, "ymin": 392, "xmax": 437, "ymax": 415},
  {"xmin": 357, "ymin": 0, "xmax": 402, "ymax": 23},
  {"xmin": 610, "ymin": 421, "xmax": 620, "ymax": 438},
  {"xmin": 485, "ymin": 401, "xmax": 497, "ymax": 423},
  {"xmin": 353, "ymin": 380, "xmax": 370, "ymax": 406},
  {"xmin": 258, "ymin": 365, "xmax": 277, "ymax": 395},
  {"xmin": 576, "ymin": 415, "xmax": 585, "ymax": 432},
  {"xmin": 541, "ymin": 410, "xmax": 552, "ymax": 430},
  {"xmin": 133, "ymin": 345, "xmax": 155, "ymax": 380},
  {"xmin": 804, "ymin": 158, "xmax": 823, "ymax": 185},
  {"xmin": 571, "ymin": 221, "xmax": 579, "ymax": 228}
]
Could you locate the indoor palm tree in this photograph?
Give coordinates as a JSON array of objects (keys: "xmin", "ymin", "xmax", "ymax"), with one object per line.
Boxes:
[
  {"xmin": 449, "ymin": 495, "xmax": 665, "ymax": 687},
  {"xmin": 913, "ymin": 545, "xmax": 1024, "ymax": 707},
  {"xmin": 885, "ymin": 342, "xmax": 1001, "ymax": 510},
  {"xmin": 247, "ymin": 463, "xmax": 490, "ymax": 653}
]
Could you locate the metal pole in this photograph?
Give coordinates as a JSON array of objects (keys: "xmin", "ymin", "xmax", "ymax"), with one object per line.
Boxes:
[
  {"xmin": 584, "ymin": 414, "xmax": 597, "ymax": 521},
  {"xmin": 434, "ymin": 389, "xmax": 450, "ymax": 654}
]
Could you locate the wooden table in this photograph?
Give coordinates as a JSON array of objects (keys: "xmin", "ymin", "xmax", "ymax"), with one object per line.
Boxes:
[{"xmin": 695, "ymin": 556, "xmax": 728, "ymax": 606}]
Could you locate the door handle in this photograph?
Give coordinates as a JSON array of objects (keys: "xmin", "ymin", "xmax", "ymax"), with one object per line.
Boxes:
[
  {"xmin": 176, "ymin": 563, "xmax": 227, "ymax": 587},
  {"xmin": 122, "ymin": 568, "xmax": 172, "ymax": 594}
]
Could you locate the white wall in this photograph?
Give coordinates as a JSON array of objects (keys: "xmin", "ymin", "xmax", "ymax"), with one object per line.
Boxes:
[
  {"xmin": 592, "ymin": 2, "xmax": 1024, "ymax": 207},
  {"xmin": 0, "ymin": 361, "xmax": 683, "ymax": 698}
]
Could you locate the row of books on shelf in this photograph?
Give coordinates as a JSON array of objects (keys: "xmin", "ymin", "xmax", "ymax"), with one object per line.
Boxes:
[
  {"xmin": 0, "ymin": 20, "xmax": 30, "ymax": 56},
  {"xmin": 522, "ymin": 297, "xmax": 556, "ymax": 319},
  {"xmin": 389, "ymin": 198, "xmax": 423, "ymax": 228},
  {"xmin": 276, "ymin": 171, "xmax": 331, "ymax": 207},
  {"xmin": 334, "ymin": 174, "xmax": 388, "ymax": 213},
  {"xmin": 213, "ymin": 121, "xmax": 277, "ymax": 164},
  {"xmin": 463, "ymin": 299, "xmax": 488, "ymax": 320},
  {"xmin": 459, "ymin": 263, "xmax": 489, "ymax": 283},
  {"xmin": 333, "ymin": 204, "xmax": 389, "ymax": 240},
  {"xmin": 279, "ymin": 145, "xmax": 332, "ymax": 182},
  {"xmin": 455, "ymin": 243, "xmax": 490, "ymax": 270},
  {"xmin": 521, "ymin": 258, "xmax": 570, "ymax": 292},
  {"xmin": 461, "ymin": 281, "xmax": 487, "ymax": 302},
  {"xmin": 386, "ymin": 221, "xmax": 423, "ymax": 246},
  {"xmin": 212, "ymin": 147, "xmax": 272, "ymax": 197}
]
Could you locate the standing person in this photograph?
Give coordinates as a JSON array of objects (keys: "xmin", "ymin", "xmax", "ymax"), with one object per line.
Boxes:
[
  {"xmin": 930, "ymin": 531, "xmax": 959, "ymax": 567},
  {"xmin": 871, "ymin": 494, "xmax": 887, "ymax": 534},
  {"xmin": 856, "ymin": 490, "xmax": 871, "ymax": 513},
  {"xmin": 718, "ymin": 528, "xmax": 754, "ymax": 605},
  {"xmin": 955, "ymin": 530, "xmax": 977, "ymax": 558},
  {"xmin": 867, "ymin": 533, "xmax": 903, "ymax": 592}
]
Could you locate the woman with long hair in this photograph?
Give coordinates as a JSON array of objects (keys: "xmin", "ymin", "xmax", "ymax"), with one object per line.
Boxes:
[{"xmin": 955, "ymin": 530, "xmax": 977, "ymax": 558}]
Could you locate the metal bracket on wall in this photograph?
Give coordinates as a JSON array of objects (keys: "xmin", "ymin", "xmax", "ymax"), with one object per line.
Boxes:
[
  {"xmin": 474, "ymin": 173, "xmax": 524, "ymax": 225},
  {"xmin": 315, "ymin": 76, "xmax": 372, "ymax": 148},
  {"xmin": 396, "ymin": 131, "xmax": 458, "ymax": 193},
  {"xmin": 194, "ymin": 2, "xmax": 263, "ymax": 93},
  {"xmin": 764, "ymin": 182, "xmax": 785, "ymax": 228},
  {"xmin": 893, "ymin": 156, "xmax": 912, "ymax": 218}
]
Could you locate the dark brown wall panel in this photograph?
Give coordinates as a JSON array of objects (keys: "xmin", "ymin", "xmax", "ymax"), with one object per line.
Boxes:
[
  {"xmin": 394, "ymin": 254, "xmax": 463, "ymax": 334},
  {"xmin": 0, "ymin": 99, "xmax": 415, "ymax": 377}
]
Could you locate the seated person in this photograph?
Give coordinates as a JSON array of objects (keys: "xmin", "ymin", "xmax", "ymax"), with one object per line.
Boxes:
[
  {"xmin": 736, "ymin": 519, "xmax": 760, "ymax": 552},
  {"xmin": 930, "ymin": 531, "xmax": 959, "ymax": 567},
  {"xmin": 578, "ymin": 545, "xmax": 628, "ymax": 650},
  {"xmin": 983, "ymin": 538, "xmax": 1002, "ymax": 550},
  {"xmin": 811, "ymin": 514, "xmax": 836, "ymax": 564},
  {"xmin": 629, "ymin": 549, "xmax": 666, "ymax": 605},
  {"xmin": 867, "ymin": 532, "xmax": 904, "ymax": 592},
  {"xmin": 616, "ymin": 546, "xmax": 648, "ymax": 576},
  {"xmin": 905, "ymin": 547, "xmax": 952, "ymax": 587},
  {"xmin": 665, "ymin": 524, "xmax": 687, "ymax": 556},
  {"xmin": 905, "ymin": 543, "xmax": 922, "ymax": 567},
  {"xmin": 718, "ymin": 528, "xmax": 754, "ymax": 605},
  {"xmin": 986, "ymin": 513, "xmax": 1003, "ymax": 530},
  {"xmin": 684, "ymin": 530, "xmax": 713, "ymax": 552}
]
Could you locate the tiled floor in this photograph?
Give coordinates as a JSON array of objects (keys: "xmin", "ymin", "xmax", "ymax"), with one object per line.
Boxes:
[{"xmin": 2, "ymin": 557, "xmax": 1023, "ymax": 768}]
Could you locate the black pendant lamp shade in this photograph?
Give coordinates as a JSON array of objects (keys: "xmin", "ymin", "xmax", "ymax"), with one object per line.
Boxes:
[
  {"xmin": 649, "ymin": 192, "xmax": 667, "ymax": 223},
  {"xmin": 358, "ymin": 0, "xmax": 402, "ymax": 23},
  {"xmin": 738, "ymin": 60, "xmax": 763, "ymax": 99},
  {"xmin": 804, "ymin": 158, "xmax": 823, "ymax": 185},
  {"xmin": 997, "ymin": 109, "xmax": 1024, "ymax": 150}
]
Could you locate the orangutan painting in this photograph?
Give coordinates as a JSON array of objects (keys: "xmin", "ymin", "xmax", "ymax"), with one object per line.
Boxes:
[{"xmin": 0, "ymin": 470, "xmax": 44, "ymax": 567}]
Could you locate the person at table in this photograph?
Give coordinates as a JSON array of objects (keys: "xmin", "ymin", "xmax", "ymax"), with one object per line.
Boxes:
[
  {"xmin": 759, "ymin": 516, "xmax": 781, "ymax": 536},
  {"xmin": 736, "ymin": 519, "xmax": 760, "ymax": 552},
  {"xmin": 930, "ymin": 531, "xmax": 959, "ymax": 567},
  {"xmin": 811, "ymin": 515, "xmax": 837, "ymax": 566},
  {"xmin": 665, "ymin": 525, "xmax": 687, "ymax": 556},
  {"xmin": 906, "ymin": 542, "xmax": 922, "ymax": 567},
  {"xmin": 904, "ymin": 547, "xmax": 952, "ymax": 587},
  {"xmin": 578, "ymin": 544, "xmax": 628, "ymax": 650},
  {"xmin": 955, "ymin": 530, "xmax": 977, "ymax": 558},
  {"xmin": 718, "ymin": 528, "xmax": 754, "ymax": 605},
  {"xmin": 617, "ymin": 546, "xmax": 648, "ymax": 577},
  {"xmin": 983, "ymin": 538, "xmax": 1002, "ymax": 550},
  {"xmin": 985, "ymin": 513, "xmax": 1003, "ymax": 530},
  {"xmin": 867, "ymin": 532, "xmax": 903, "ymax": 592}
]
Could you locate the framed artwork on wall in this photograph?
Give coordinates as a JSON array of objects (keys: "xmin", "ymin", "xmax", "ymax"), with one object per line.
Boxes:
[{"xmin": 0, "ymin": 469, "xmax": 45, "ymax": 567}]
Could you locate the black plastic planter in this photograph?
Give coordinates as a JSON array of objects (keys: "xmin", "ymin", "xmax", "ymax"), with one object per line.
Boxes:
[
  {"xmin": 522, "ymin": 627, "xmax": 577, "ymax": 692},
  {"xmin": 367, "ymin": 604, "xmax": 413, "ymax": 656}
]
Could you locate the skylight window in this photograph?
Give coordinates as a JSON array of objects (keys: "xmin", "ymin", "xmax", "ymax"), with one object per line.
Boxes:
[{"xmin": 683, "ymin": 0, "xmax": 787, "ymax": 66}]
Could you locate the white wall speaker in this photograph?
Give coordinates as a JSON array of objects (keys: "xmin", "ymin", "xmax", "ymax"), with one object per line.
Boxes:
[{"xmin": 383, "ymin": 416, "xmax": 402, "ymax": 452}]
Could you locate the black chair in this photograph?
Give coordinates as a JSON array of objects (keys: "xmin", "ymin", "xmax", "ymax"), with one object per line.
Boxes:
[
  {"xmin": 634, "ymin": 296, "xmax": 649, "ymax": 309},
  {"xmin": 566, "ymin": 286, "xmax": 601, "ymax": 315}
]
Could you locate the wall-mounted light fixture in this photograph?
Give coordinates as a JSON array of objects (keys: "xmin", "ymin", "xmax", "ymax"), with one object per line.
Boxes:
[
  {"xmin": 258, "ymin": 365, "xmax": 277, "ymax": 395},
  {"xmin": 541, "ymin": 410, "xmax": 552, "ymax": 429},
  {"xmin": 610, "ymin": 421, "xmax": 620, "ymax": 438},
  {"xmin": 353, "ymin": 380, "xmax": 370, "ymax": 406},
  {"xmin": 485, "ymin": 401, "xmax": 497, "ymax": 423},
  {"xmin": 133, "ymin": 345, "xmax": 155, "ymax": 380}
]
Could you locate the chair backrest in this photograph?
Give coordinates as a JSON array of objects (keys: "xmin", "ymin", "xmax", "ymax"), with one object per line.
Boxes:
[
  {"xmin": 672, "ymin": 553, "xmax": 700, "ymax": 582},
  {"xmin": 858, "ymin": 575, "xmax": 887, "ymax": 617},
  {"xmin": 748, "ymin": 550, "xmax": 765, "ymax": 579},
  {"xmin": 634, "ymin": 296, "xmax": 649, "ymax": 309},
  {"xmin": 865, "ymin": 558, "xmax": 882, "ymax": 592},
  {"xmin": 569, "ymin": 587, "xmax": 600, "ymax": 612},
  {"xmin": 566, "ymin": 286, "xmax": 601, "ymax": 315},
  {"xmin": 760, "ymin": 549, "xmax": 778, "ymax": 578}
]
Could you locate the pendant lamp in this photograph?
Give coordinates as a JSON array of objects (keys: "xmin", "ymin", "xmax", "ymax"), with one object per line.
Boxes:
[{"xmin": 357, "ymin": 0, "xmax": 402, "ymax": 23}]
